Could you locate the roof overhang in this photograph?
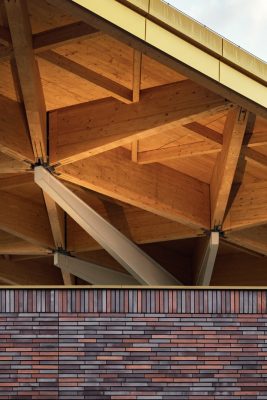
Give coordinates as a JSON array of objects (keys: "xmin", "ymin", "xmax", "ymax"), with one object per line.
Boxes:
[{"xmin": 61, "ymin": 0, "xmax": 267, "ymax": 117}]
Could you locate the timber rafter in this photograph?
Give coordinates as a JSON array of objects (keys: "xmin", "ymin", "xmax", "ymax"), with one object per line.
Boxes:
[{"xmin": 0, "ymin": 0, "xmax": 266, "ymax": 286}]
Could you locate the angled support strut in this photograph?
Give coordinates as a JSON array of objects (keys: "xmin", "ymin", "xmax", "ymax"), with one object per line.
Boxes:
[
  {"xmin": 54, "ymin": 252, "xmax": 138, "ymax": 285},
  {"xmin": 195, "ymin": 231, "xmax": 220, "ymax": 286},
  {"xmin": 34, "ymin": 166, "xmax": 181, "ymax": 285}
]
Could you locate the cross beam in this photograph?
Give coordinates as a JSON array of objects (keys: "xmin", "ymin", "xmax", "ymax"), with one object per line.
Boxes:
[
  {"xmin": 35, "ymin": 166, "xmax": 181, "ymax": 286},
  {"xmin": 54, "ymin": 252, "xmax": 138, "ymax": 285},
  {"xmin": 194, "ymin": 232, "xmax": 220, "ymax": 285}
]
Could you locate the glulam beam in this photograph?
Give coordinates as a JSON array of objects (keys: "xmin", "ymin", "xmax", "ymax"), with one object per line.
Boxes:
[
  {"xmin": 137, "ymin": 140, "xmax": 221, "ymax": 164},
  {"xmin": 132, "ymin": 49, "xmax": 142, "ymax": 102},
  {"xmin": 43, "ymin": 193, "xmax": 76, "ymax": 285},
  {"xmin": 57, "ymin": 148, "xmax": 210, "ymax": 229},
  {"xmin": 49, "ymin": 80, "xmax": 230, "ymax": 166},
  {"xmin": 67, "ymin": 205, "xmax": 202, "ymax": 253},
  {"xmin": 5, "ymin": 0, "xmax": 47, "ymax": 161},
  {"xmin": 210, "ymin": 107, "xmax": 249, "ymax": 227},
  {"xmin": 35, "ymin": 166, "xmax": 181, "ymax": 285},
  {"xmin": 54, "ymin": 252, "xmax": 137, "ymax": 285},
  {"xmin": 39, "ymin": 50, "xmax": 133, "ymax": 104},
  {"xmin": 33, "ymin": 22, "xmax": 100, "ymax": 52},
  {"xmin": 45, "ymin": 0, "xmax": 267, "ymax": 118},
  {"xmin": 194, "ymin": 232, "xmax": 219, "ymax": 285}
]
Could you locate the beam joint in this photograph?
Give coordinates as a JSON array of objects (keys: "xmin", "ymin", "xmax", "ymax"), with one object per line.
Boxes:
[{"xmin": 35, "ymin": 166, "xmax": 181, "ymax": 286}]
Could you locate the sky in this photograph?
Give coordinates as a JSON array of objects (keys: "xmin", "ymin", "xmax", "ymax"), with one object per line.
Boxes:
[{"xmin": 167, "ymin": 0, "xmax": 267, "ymax": 62}]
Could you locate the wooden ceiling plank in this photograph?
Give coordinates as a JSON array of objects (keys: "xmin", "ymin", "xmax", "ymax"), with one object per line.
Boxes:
[
  {"xmin": 35, "ymin": 166, "xmax": 181, "ymax": 285},
  {"xmin": 38, "ymin": 50, "xmax": 132, "ymax": 104},
  {"xmin": 211, "ymin": 253, "xmax": 267, "ymax": 286},
  {"xmin": 54, "ymin": 252, "xmax": 138, "ymax": 285},
  {"xmin": 182, "ymin": 127, "xmax": 267, "ymax": 171},
  {"xmin": 5, "ymin": 0, "xmax": 47, "ymax": 161},
  {"xmin": 247, "ymin": 131, "xmax": 267, "ymax": 148},
  {"xmin": 223, "ymin": 181, "xmax": 267, "ymax": 231},
  {"xmin": 0, "ymin": 231, "xmax": 50, "ymax": 255},
  {"xmin": 181, "ymin": 122, "xmax": 267, "ymax": 171},
  {"xmin": 0, "ymin": 157, "xmax": 31, "ymax": 174},
  {"xmin": 49, "ymin": 79, "xmax": 230, "ymax": 166},
  {"xmin": 0, "ymin": 259, "xmax": 61, "ymax": 285},
  {"xmin": 210, "ymin": 107, "xmax": 249, "ymax": 228},
  {"xmin": 180, "ymin": 122, "xmax": 267, "ymax": 156},
  {"xmin": 244, "ymin": 148, "xmax": 267, "ymax": 168},
  {"xmin": 0, "ymin": 174, "xmax": 33, "ymax": 190},
  {"xmin": 220, "ymin": 239, "xmax": 263, "ymax": 258},
  {"xmin": 57, "ymin": 147, "xmax": 210, "ymax": 229},
  {"xmin": 66, "ymin": 192, "xmax": 202, "ymax": 252},
  {"xmin": 0, "ymin": 25, "xmax": 11, "ymax": 47},
  {"xmin": 137, "ymin": 140, "xmax": 221, "ymax": 164},
  {"xmin": 0, "ymin": 45, "xmax": 12, "ymax": 61},
  {"xmin": 44, "ymin": 0, "xmax": 267, "ymax": 119},
  {"xmin": 0, "ymin": 191, "xmax": 53, "ymax": 249},
  {"xmin": 68, "ymin": 220, "xmax": 201, "ymax": 252},
  {"xmin": 225, "ymin": 226, "xmax": 267, "ymax": 256},
  {"xmin": 183, "ymin": 122, "xmax": 223, "ymax": 145},
  {"xmin": 0, "ymin": 243, "xmax": 49, "ymax": 255},
  {"xmin": 0, "ymin": 22, "xmax": 101, "ymax": 60},
  {"xmin": 0, "ymin": 95, "xmax": 34, "ymax": 163}
]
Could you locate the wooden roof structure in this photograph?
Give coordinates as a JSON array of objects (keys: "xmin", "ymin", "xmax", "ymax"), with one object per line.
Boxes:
[{"xmin": 0, "ymin": 0, "xmax": 267, "ymax": 286}]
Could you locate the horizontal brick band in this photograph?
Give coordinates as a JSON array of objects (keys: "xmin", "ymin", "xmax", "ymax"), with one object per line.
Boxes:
[
  {"xmin": 0, "ymin": 289, "xmax": 267, "ymax": 398},
  {"xmin": 1, "ymin": 311, "xmax": 267, "ymax": 398},
  {"xmin": 0, "ymin": 289, "xmax": 266, "ymax": 313}
]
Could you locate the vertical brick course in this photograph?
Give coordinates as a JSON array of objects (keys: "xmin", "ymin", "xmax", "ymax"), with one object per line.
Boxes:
[{"xmin": 0, "ymin": 289, "xmax": 266, "ymax": 398}]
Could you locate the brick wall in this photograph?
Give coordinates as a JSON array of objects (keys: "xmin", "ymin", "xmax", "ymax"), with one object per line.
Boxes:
[{"xmin": 0, "ymin": 289, "xmax": 267, "ymax": 399}]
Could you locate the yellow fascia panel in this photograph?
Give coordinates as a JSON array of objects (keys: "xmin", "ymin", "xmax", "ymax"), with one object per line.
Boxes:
[
  {"xmin": 149, "ymin": 0, "xmax": 222, "ymax": 55},
  {"xmin": 72, "ymin": 0, "xmax": 146, "ymax": 39},
  {"xmin": 124, "ymin": 0, "xmax": 149, "ymax": 12},
  {"xmin": 220, "ymin": 63, "xmax": 267, "ymax": 108},
  {"xmin": 146, "ymin": 20, "xmax": 220, "ymax": 81},
  {"xmin": 223, "ymin": 40, "xmax": 267, "ymax": 84}
]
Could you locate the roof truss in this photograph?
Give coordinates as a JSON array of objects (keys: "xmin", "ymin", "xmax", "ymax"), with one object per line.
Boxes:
[{"xmin": 0, "ymin": 0, "xmax": 266, "ymax": 286}]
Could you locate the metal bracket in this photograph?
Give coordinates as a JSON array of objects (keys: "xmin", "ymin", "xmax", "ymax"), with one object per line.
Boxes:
[
  {"xmin": 203, "ymin": 226, "xmax": 225, "ymax": 238},
  {"xmin": 53, "ymin": 247, "xmax": 70, "ymax": 256},
  {"xmin": 212, "ymin": 225, "xmax": 225, "ymax": 238},
  {"xmin": 31, "ymin": 160, "xmax": 55, "ymax": 174},
  {"xmin": 31, "ymin": 158, "xmax": 60, "ymax": 176}
]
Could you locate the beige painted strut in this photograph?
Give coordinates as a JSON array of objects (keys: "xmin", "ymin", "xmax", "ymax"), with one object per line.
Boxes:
[
  {"xmin": 195, "ymin": 232, "xmax": 220, "ymax": 286},
  {"xmin": 54, "ymin": 252, "xmax": 138, "ymax": 285},
  {"xmin": 34, "ymin": 166, "xmax": 181, "ymax": 286}
]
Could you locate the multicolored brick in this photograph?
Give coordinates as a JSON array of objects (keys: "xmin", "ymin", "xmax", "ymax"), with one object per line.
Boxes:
[{"xmin": 0, "ymin": 289, "xmax": 266, "ymax": 398}]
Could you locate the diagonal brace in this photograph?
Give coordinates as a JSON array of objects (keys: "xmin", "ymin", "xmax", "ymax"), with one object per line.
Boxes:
[
  {"xmin": 34, "ymin": 166, "xmax": 181, "ymax": 285},
  {"xmin": 195, "ymin": 231, "xmax": 219, "ymax": 285},
  {"xmin": 54, "ymin": 252, "xmax": 138, "ymax": 285}
]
